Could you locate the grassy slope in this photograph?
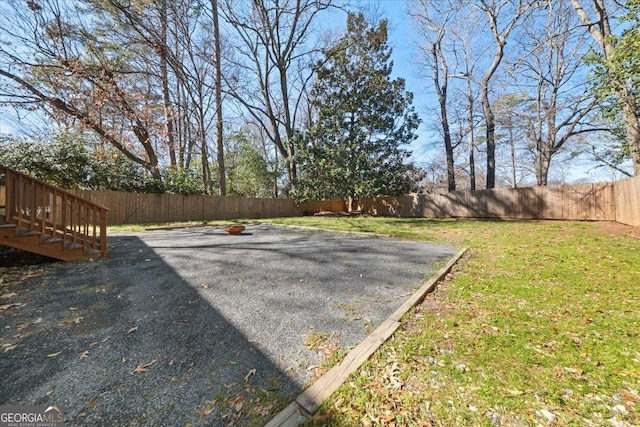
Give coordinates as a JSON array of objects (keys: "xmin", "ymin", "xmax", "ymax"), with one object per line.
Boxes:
[{"xmin": 264, "ymin": 217, "xmax": 640, "ymax": 427}]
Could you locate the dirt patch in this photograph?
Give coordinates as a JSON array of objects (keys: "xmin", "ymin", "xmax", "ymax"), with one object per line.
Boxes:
[
  {"xmin": 0, "ymin": 246, "xmax": 57, "ymax": 268},
  {"xmin": 594, "ymin": 220, "xmax": 640, "ymax": 238}
]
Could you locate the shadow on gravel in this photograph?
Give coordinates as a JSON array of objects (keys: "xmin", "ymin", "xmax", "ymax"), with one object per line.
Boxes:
[{"xmin": 0, "ymin": 236, "xmax": 299, "ymax": 426}]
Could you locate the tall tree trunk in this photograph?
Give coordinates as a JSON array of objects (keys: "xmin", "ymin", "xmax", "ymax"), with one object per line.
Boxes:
[
  {"xmin": 479, "ymin": 0, "xmax": 528, "ymax": 188},
  {"xmin": 481, "ymin": 89, "xmax": 496, "ymax": 188},
  {"xmin": 431, "ymin": 33, "xmax": 455, "ymax": 192},
  {"xmin": 466, "ymin": 75, "xmax": 476, "ymax": 191},
  {"xmin": 211, "ymin": 0, "xmax": 226, "ymax": 195},
  {"xmin": 440, "ymin": 91, "xmax": 456, "ymax": 193},
  {"xmin": 198, "ymin": 108, "xmax": 212, "ymax": 194},
  {"xmin": 158, "ymin": 0, "xmax": 177, "ymax": 168},
  {"xmin": 535, "ymin": 146, "xmax": 550, "ymax": 186},
  {"xmin": 509, "ymin": 121, "xmax": 517, "ymax": 188}
]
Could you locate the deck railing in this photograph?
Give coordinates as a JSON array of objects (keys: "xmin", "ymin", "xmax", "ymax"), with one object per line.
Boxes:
[{"xmin": 0, "ymin": 166, "xmax": 109, "ymax": 257}]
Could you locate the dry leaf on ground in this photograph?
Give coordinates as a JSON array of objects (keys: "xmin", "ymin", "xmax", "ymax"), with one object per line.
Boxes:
[
  {"xmin": 130, "ymin": 359, "xmax": 157, "ymax": 375},
  {"xmin": 59, "ymin": 317, "xmax": 83, "ymax": 326},
  {"xmin": 3, "ymin": 344, "xmax": 21, "ymax": 353},
  {"xmin": 0, "ymin": 303, "xmax": 26, "ymax": 311},
  {"xmin": 244, "ymin": 368, "xmax": 256, "ymax": 383},
  {"xmin": 82, "ymin": 396, "xmax": 99, "ymax": 411}
]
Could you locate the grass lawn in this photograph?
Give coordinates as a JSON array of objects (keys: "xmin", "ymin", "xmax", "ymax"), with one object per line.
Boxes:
[{"xmin": 262, "ymin": 217, "xmax": 640, "ymax": 426}]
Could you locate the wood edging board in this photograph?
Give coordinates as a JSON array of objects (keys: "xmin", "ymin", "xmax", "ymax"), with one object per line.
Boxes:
[
  {"xmin": 265, "ymin": 247, "xmax": 468, "ymax": 427},
  {"xmin": 389, "ymin": 247, "xmax": 468, "ymax": 322}
]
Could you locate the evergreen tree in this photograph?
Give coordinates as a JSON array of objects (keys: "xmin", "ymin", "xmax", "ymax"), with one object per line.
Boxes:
[{"xmin": 296, "ymin": 12, "xmax": 420, "ymax": 207}]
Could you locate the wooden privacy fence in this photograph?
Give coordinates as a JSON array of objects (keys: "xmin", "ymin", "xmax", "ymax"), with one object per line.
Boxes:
[
  {"xmin": 356, "ymin": 182, "xmax": 617, "ymax": 221},
  {"xmin": 66, "ymin": 190, "xmax": 346, "ymax": 225},
  {"xmin": 355, "ymin": 176, "xmax": 640, "ymax": 227},
  {"xmin": 1, "ymin": 175, "xmax": 637, "ymax": 226}
]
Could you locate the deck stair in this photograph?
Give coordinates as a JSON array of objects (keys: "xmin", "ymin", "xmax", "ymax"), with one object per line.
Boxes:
[{"xmin": 0, "ymin": 166, "xmax": 108, "ymax": 261}]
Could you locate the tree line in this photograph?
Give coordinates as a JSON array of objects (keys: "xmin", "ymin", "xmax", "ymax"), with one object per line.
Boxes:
[{"xmin": 0, "ymin": 0, "xmax": 638, "ymax": 199}]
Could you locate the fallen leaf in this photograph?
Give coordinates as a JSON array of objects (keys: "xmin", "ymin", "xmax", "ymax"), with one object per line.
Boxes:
[
  {"xmin": 47, "ymin": 351, "xmax": 63, "ymax": 358},
  {"xmin": 16, "ymin": 322, "xmax": 30, "ymax": 331},
  {"xmin": 312, "ymin": 409, "xmax": 334, "ymax": 422},
  {"xmin": 564, "ymin": 366, "xmax": 584, "ymax": 376},
  {"xmin": 378, "ymin": 412, "xmax": 395, "ymax": 422},
  {"xmin": 200, "ymin": 399, "xmax": 218, "ymax": 417},
  {"xmin": 82, "ymin": 396, "xmax": 99, "ymax": 411},
  {"xmin": 244, "ymin": 368, "xmax": 256, "ymax": 383},
  {"xmin": 0, "ymin": 303, "xmax": 25, "ymax": 311},
  {"xmin": 33, "ymin": 317, "xmax": 42, "ymax": 324},
  {"xmin": 130, "ymin": 359, "xmax": 157, "ymax": 375},
  {"xmin": 0, "ymin": 292, "xmax": 18, "ymax": 299},
  {"xmin": 59, "ymin": 317, "xmax": 83, "ymax": 326},
  {"xmin": 78, "ymin": 351, "xmax": 89, "ymax": 360},
  {"xmin": 126, "ymin": 326, "xmax": 138, "ymax": 335},
  {"xmin": 3, "ymin": 344, "xmax": 21, "ymax": 353}
]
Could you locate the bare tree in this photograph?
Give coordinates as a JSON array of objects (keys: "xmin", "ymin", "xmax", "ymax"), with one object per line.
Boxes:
[
  {"xmin": 476, "ymin": 0, "xmax": 532, "ymax": 188},
  {"xmin": 449, "ymin": 10, "xmax": 484, "ymax": 191},
  {"xmin": 220, "ymin": 0, "xmax": 336, "ymax": 192},
  {"xmin": 511, "ymin": 1, "xmax": 601, "ymax": 185},
  {"xmin": 409, "ymin": 0, "xmax": 461, "ymax": 192}
]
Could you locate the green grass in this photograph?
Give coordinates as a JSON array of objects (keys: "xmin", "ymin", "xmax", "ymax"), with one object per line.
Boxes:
[
  {"xmin": 107, "ymin": 219, "xmax": 231, "ymax": 232},
  {"xmin": 262, "ymin": 217, "xmax": 640, "ymax": 426}
]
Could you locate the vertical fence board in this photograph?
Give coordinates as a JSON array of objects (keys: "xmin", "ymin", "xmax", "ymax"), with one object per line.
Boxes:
[{"xmin": 615, "ymin": 175, "xmax": 640, "ymax": 226}]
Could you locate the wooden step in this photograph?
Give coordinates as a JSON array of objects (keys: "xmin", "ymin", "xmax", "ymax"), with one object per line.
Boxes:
[
  {"xmin": 1, "ymin": 236, "xmax": 86, "ymax": 261},
  {"xmin": 0, "ymin": 222, "xmax": 17, "ymax": 238},
  {"xmin": 0, "ymin": 223, "xmax": 90, "ymax": 261}
]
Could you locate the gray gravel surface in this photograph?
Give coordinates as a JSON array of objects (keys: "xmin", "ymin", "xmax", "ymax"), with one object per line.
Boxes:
[{"xmin": 0, "ymin": 223, "xmax": 456, "ymax": 426}]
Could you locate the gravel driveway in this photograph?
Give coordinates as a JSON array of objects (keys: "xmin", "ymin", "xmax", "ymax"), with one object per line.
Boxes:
[{"xmin": 1, "ymin": 223, "xmax": 456, "ymax": 426}]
